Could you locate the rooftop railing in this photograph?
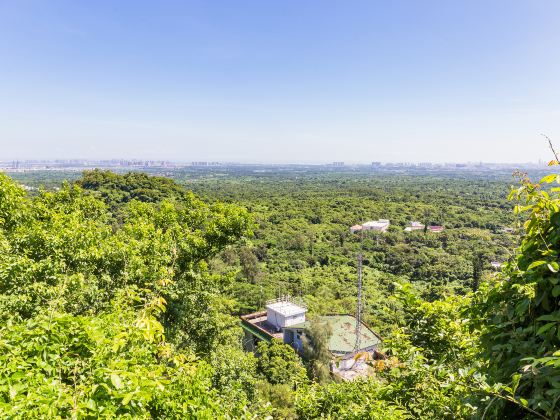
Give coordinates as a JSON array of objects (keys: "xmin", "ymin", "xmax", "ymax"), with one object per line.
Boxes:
[{"xmin": 265, "ymin": 295, "xmax": 307, "ymax": 309}]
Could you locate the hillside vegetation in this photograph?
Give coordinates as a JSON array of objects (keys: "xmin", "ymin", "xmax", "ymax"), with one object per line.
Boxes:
[{"xmin": 1, "ymin": 168, "xmax": 559, "ymax": 419}]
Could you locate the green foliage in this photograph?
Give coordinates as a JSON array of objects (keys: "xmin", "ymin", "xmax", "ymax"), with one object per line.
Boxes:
[
  {"xmin": 0, "ymin": 172, "xmax": 256, "ymax": 418},
  {"xmin": 0, "ymin": 290, "xmax": 231, "ymax": 418},
  {"xmin": 394, "ymin": 283, "xmax": 475, "ymax": 365},
  {"xmin": 302, "ymin": 318, "xmax": 333, "ymax": 383},
  {"xmin": 190, "ymin": 172, "xmax": 516, "ymax": 326},
  {"xmin": 208, "ymin": 345, "xmax": 258, "ymax": 409},
  {"xmin": 75, "ymin": 169, "xmax": 186, "ymax": 208},
  {"xmin": 378, "ymin": 287, "xmax": 480, "ymax": 419},
  {"xmin": 5, "ymin": 166, "xmax": 556, "ymax": 419},
  {"xmin": 295, "ymin": 379, "xmax": 408, "ymax": 419},
  {"xmin": 239, "ymin": 246, "xmax": 262, "ymax": 284},
  {"xmin": 256, "ymin": 341, "xmax": 308, "ymax": 386},
  {"xmin": 0, "ymin": 174, "xmax": 252, "ymax": 353},
  {"xmin": 255, "ymin": 380, "xmax": 298, "ymax": 419},
  {"xmin": 0, "ymin": 173, "xmax": 26, "ymax": 231},
  {"xmin": 474, "ymin": 171, "xmax": 560, "ymax": 418}
]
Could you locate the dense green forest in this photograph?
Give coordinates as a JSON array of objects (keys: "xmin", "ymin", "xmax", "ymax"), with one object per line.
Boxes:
[
  {"xmin": 2, "ymin": 167, "xmax": 560, "ymax": 418},
  {"xmin": 182, "ymin": 172, "xmax": 518, "ymax": 328}
]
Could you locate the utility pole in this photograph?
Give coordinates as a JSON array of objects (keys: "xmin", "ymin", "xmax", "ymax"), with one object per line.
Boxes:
[{"xmin": 354, "ymin": 253, "xmax": 363, "ymax": 352}]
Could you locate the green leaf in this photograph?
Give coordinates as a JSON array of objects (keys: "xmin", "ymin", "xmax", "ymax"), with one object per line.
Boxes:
[
  {"xmin": 538, "ymin": 313, "xmax": 560, "ymax": 321},
  {"xmin": 86, "ymin": 399, "xmax": 97, "ymax": 411},
  {"xmin": 110, "ymin": 373, "xmax": 122, "ymax": 390},
  {"xmin": 537, "ymin": 322, "xmax": 556, "ymax": 335},
  {"xmin": 122, "ymin": 392, "xmax": 135, "ymax": 405},
  {"xmin": 540, "ymin": 174, "xmax": 559, "ymax": 184},
  {"xmin": 553, "ymin": 285, "xmax": 560, "ymax": 298},
  {"xmin": 527, "ymin": 260, "xmax": 547, "ymax": 270},
  {"xmin": 548, "ymin": 262, "xmax": 559, "ymax": 273}
]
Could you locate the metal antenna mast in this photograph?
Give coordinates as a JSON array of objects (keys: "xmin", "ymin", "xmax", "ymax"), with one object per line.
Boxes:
[
  {"xmin": 354, "ymin": 252, "xmax": 363, "ymax": 352},
  {"xmin": 351, "ymin": 214, "xmax": 366, "ymax": 353}
]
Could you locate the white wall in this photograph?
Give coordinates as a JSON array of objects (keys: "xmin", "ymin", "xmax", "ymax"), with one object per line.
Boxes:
[
  {"xmin": 284, "ymin": 313, "xmax": 305, "ymax": 327},
  {"xmin": 266, "ymin": 308, "xmax": 286, "ymax": 329},
  {"xmin": 267, "ymin": 308, "xmax": 306, "ymax": 329}
]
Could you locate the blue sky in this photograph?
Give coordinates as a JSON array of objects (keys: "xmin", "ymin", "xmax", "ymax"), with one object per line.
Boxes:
[{"xmin": 1, "ymin": 0, "xmax": 559, "ymax": 163}]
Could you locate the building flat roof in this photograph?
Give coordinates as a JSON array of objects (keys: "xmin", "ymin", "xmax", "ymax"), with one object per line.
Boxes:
[
  {"xmin": 266, "ymin": 301, "xmax": 307, "ymax": 317},
  {"xmin": 362, "ymin": 220, "xmax": 390, "ymax": 228},
  {"xmin": 284, "ymin": 314, "xmax": 382, "ymax": 354},
  {"xmin": 240, "ymin": 311, "xmax": 283, "ymax": 340}
]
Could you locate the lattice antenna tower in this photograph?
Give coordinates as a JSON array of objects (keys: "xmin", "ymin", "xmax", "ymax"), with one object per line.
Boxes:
[{"xmin": 354, "ymin": 252, "xmax": 363, "ymax": 352}]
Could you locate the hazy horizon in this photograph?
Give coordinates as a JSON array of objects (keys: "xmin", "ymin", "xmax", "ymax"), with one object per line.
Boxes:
[
  {"xmin": 0, "ymin": 157, "xmax": 552, "ymax": 167},
  {"xmin": 1, "ymin": 1, "xmax": 559, "ymax": 163}
]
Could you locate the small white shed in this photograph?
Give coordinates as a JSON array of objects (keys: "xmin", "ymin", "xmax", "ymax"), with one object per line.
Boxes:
[{"xmin": 265, "ymin": 299, "xmax": 307, "ymax": 332}]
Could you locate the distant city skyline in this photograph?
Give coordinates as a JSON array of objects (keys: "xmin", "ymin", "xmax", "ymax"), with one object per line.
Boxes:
[
  {"xmin": 0, "ymin": 158, "xmax": 551, "ymax": 168},
  {"xmin": 1, "ymin": 1, "xmax": 559, "ymax": 163}
]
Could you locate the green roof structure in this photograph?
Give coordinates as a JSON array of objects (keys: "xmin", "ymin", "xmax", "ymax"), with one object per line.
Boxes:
[{"xmin": 284, "ymin": 314, "xmax": 381, "ymax": 354}]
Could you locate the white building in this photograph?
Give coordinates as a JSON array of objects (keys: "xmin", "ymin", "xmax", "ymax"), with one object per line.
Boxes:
[
  {"xmin": 361, "ymin": 219, "xmax": 390, "ymax": 232},
  {"xmin": 349, "ymin": 224, "xmax": 363, "ymax": 233},
  {"xmin": 404, "ymin": 221, "xmax": 425, "ymax": 232},
  {"xmin": 265, "ymin": 299, "xmax": 307, "ymax": 332},
  {"xmin": 241, "ymin": 297, "xmax": 384, "ymax": 380}
]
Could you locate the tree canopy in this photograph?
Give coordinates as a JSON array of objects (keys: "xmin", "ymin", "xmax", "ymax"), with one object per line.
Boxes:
[
  {"xmin": 2, "ymin": 166, "xmax": 560, "ymax": 419},
  {"xmin": 0, "ymin": 172, "xmax": 262, "ymax": 418}
]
